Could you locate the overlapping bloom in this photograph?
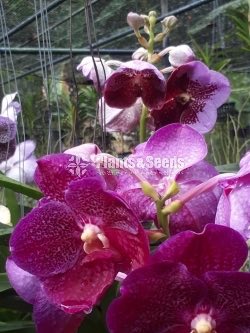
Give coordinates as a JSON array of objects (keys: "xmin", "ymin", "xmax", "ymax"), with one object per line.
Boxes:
[
  {"xmin": 215, "ymin": 151, "xmax": 250, "ymax": 238},
  {"xmin": 6, "ymin": 259, "xmax": 83, "ymax": 333},
  {"xmin": 0, "ymin": 140, "xmax": 36, "ymax": 183},
  {"xmin": 9, "ymin": 154, "xmax": 149, "ymax": 319},
  {"xmin": 103, "ymin": 60, "xmax": 166, "ymax": 109},
  {"xmin": 77, "ymin": 57, "xmax": 113, "ymax": 91},
  {"xmin": 107, "ymin": 224, "xmax": 249, "ymax": 333},
  {"xmin": 0, "ymin": 93, "xmax": 21, "ymax": 162},
  {"xmin": 151, "ymin": 61, "xmax": 230, "ymax": 133},
  {"xmin": 114, "ymin": 123, "xmax": 220, "ymax": 234}
]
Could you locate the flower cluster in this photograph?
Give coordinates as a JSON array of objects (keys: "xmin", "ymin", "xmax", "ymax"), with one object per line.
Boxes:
[{"xmin": 5, "ymin": 9, "xmax": 250, "ymax": 333}]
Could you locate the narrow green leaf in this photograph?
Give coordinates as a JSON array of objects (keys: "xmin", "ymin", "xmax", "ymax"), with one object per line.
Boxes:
[
  {"xmin": 4, "ymin": 190, "xmax": 20, "ymax": 226},
  {"xmin": 0, "ymin": 175, "xmax": 42, "ymax": 200},
  {"xmin": 0, "ymin": 321, "xmax": 34, "ymax": 332},
  {"xmin": 0, "ymin": 274, "xmax": 11, "ymax": 292}
]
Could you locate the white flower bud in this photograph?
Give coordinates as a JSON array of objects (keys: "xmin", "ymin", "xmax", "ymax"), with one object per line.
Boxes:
[
  {"xmin": 161, "ymin": 15, "xmax": 178, "ymax": 31},
  {"xmin": 169, "ymin": 45, "xmax": 196, "ymax": 67},
  {"xmin": 132, "ymin": 47, "xmax": 148, "ymax": 61}
]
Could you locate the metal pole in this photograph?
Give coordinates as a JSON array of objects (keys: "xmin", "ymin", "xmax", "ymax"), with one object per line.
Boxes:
[
  {"xmin": 91, "ymin": 0, "xmax": 215, "ymax": 48},
  {"xmin": 0, "ymin": 47, "xmax": 134, "ymax": 55},
  {"xmin": 1, "ymin": 0, "xmax": 215, "ymax": 83},
  {"xmin": 20, "ymin": 0, "xmax": 100, "ymax": 47},
  {"xmin": 0, "ymin": 0, "xmax": 67, "ymax": 43}
]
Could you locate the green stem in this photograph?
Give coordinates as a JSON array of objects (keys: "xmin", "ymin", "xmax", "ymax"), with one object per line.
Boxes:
[
  {"xmin": 156, "ymin": 200, "xmax": 170, "ymax": 238},
  {"xmin": 139, "ymin": 104, "xmax": 148, "ymax": 143},
  {"xmin": 147, "ymin": 11, "xmax": 157, "ymax": 60}
]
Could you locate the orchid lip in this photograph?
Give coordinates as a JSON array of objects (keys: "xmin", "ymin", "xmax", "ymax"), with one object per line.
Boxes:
[
  {"xmin": 190, "ymin": 314, "xmax": 216, "ymax": 333},
  {"xmin": 81, "ymin": 224, "xmax": 110, "ymax": 254}
]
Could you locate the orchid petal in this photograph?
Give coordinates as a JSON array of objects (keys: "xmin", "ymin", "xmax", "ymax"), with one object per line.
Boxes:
[
  {"xmin": 42, "ymin": 251, "xmax": 119, "ymax": 314},
  {"xmin": 107, "ymin": 262, "xmax": 206, "ymax": 333},
  {"xmin": 151, "ymin": 224, "xmax": 248, "ymax": 276},
  {"xmin": 144, "ymin": 123, "xmax": 207, "ymax": 177},
  {"xmin": 34, "ymin": 153, "xmax": 100, "ymax": 200},
  {"xmin": 10, "ymin": 201, "xmax": 82, "ymax": 277}
]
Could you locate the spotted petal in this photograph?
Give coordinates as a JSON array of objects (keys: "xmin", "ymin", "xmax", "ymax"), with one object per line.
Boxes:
[
  {"xmin": 34, "ymin": 153, "xmax": 100, "ymax": 200},
  {"xmin": 107, "ymin": 262, "xmax": 206, "ymax": 333},
  {"xmin": 104, "ymin": 60, "xmax": 166, "ymax": 109},
  {"xmin": 151, "ymin": 224, "xmax": 248, "ymax": 276},
  {"xmin": 144, "ymin": 123, "xmax": 207, "ymax": 177},
  {"xmin": 42, "ymin": 251, "xmax": 119, "ymax": 314},
  {"xmin": 10, "ymin": 201, "xmax": 82, "ymax": 277}
]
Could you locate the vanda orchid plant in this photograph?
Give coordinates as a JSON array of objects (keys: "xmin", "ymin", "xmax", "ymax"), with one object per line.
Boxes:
[{"xmin": 2, "ymin": 10, "xmax": 250, "ymax": 333}]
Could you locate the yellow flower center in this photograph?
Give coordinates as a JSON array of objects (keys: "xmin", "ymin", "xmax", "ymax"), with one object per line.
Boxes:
[
  {"xmin": 81, "ymin": 224, "xmax": 109, "ymax": 254},
  {"xmin": 190, "ymin": 314, "xmax": 216, "ymax": 333}
]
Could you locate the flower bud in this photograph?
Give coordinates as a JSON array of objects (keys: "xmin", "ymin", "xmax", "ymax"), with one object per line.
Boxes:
[
  {"xmin": 161, "ymin": 15, "xmax": 178, "ymax": 32},
  {"xmin": 127, "ymin": 12, "xmax": 145, "ymax": 32},
  {"xmin": 132, "ymin": 47, "xmax": 148, "ymax": 61},
  {"xmin": 169, "ymin": 45, "xmax": 196, "ymax": 67}
]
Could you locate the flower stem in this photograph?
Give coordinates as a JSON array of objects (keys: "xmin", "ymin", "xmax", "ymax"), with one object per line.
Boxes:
[{"xmin": 139, "ymin": 104, "xmax": 148, "ymax": 143}]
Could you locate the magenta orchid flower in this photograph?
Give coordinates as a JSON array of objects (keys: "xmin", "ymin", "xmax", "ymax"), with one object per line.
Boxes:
[
  {"xmin": 9, "ymin": 153, "xmax": 149, "ymax": 315},
  {"xmin": 151, "ymin": 61, "xmax": 230, "ymax": 133},
  {"xmin": 107, "ymin": 224, "xmax": 249, "ymax": 333},
  {"xmin": 6, "ymin": 258, "xmax": 84, "ymax": 333},
  {"xmin": 115, "ymin": 123, "xmax": 220, "ymax": 234},
  {"xmin": 77, "ymin": 57, "xmax": 113, "ymax": 91},
  {"xmin": 103, "ymin": 60, "xmax": 166, "ymax": 109},
  {"xmin": 215, "ymin": 151, "xmax": 250, "ymax": 238},
  {"xmin": 0, "ymin": 140, "xmax": 36, "ymax": 183}
]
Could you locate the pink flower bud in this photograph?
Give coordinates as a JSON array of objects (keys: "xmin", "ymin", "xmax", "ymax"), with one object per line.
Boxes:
[{"xmin": 127, "ymin": 12, "xmax": 145, "ymax": 31}]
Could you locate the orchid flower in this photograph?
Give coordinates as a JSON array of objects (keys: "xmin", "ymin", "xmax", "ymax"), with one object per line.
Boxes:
[
  {"xmin": 0, "ymin": 140, "xmax": 36, "ymax": 183},
  {"xmin": 114, "ymin": 123, "xmax": 220, "ymax": 234},
  {"xmin": 6, "ymin": 258, "xmax": 84, "ymax": 333},
  {"xmin": 215, "ymin": 151, "xmax": 250, "ymax": 238},
  {"xmin": 151, "ymin": 61, "xmax": 230, "ymax": 133},
  {"xmin": 103, "ymin": 60, "xmax": 166, "ymax": 109},
  {"xmin": 0, "ymin": 92, "xmax": 21, "ymax": 162},
  {"xmin": 77, "ymin": 57, "xmax": 113, "ymax": 91},
  {"xmin": 107, "ymin": 224, "xmax": 250, "ymax": 333},
  {"xmin": 9, "ymin": 153, "xmax": 149, "ymax": 316}
]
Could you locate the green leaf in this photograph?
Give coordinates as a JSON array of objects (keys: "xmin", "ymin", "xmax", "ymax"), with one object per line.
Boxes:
[
  {"xmin": 0, "ymin": 225, "xmax": 13, "ymax": 246},
  {"xmin": 216, "ymin": 163, "xmax": 239, "ymax": 173},
  {"xmin": 0, "ymin": 321, "xmax": 34, "ymax": 332},
  {"xmin": 4, "ymin": 190, "xmax": 20, "ymax": 226},
  {"xmin": 0, "ymin": 274, "xmax": 11, "ymax": 292},
  {"xmin": 0, "ymin": 175, "xmax": 42, "ymax": 200}
]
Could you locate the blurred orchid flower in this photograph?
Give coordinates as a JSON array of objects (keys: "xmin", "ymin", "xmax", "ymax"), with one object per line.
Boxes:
[
  {"xmin": 1, "ymin": 92, "xmax": 21, "ymax": 122},
  {"xmin": 0, "ymin": 92, "xmax": 21, "ymax": 162},
  {"xmin": 77, "ymin": 57, "xmax": 113, "ymax": 91},
  {"xmin": 98, "ymin": 97, "xmax": 143, "ymax": 133},
  {"xmin": 0, "ymin": 140, "xmax": 36, "ymax": 183}
]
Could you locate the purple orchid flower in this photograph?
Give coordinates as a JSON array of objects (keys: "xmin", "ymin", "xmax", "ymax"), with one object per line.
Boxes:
[
  {"xmin": 9, "ymin": 153, "xmax": 149, "ymax": 315},
  {"xmin": 215, "ymin": 151, "xmax": 250, "ymax": 238},
  {"xmin": 77, "ymin": 57, "xmax": 113, "ymax": 91},
  {"xmin": 0, "ymin": 93, "xmax": 21, "ymax": 162},
  {"xmin": 114, "ymin": 123, "xmax": 220, "ymax": 234},
  {"xmin": 103, "ymin": 60, "xmax": 166, "ymax": 109},
  {"xmin": 6, "ymin": 258, "xmax": 83, "ymax": 333},
  {"xmin": 107, "ymin": 224, "xmax": 249, "ymax": 333},
  {"xmin": 151, "ymin": 61, "xmax": 230, "ymax": 133},
  {"xmin": 0, "ymin": 140, "xmax": 36, "ymax": 183}
]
